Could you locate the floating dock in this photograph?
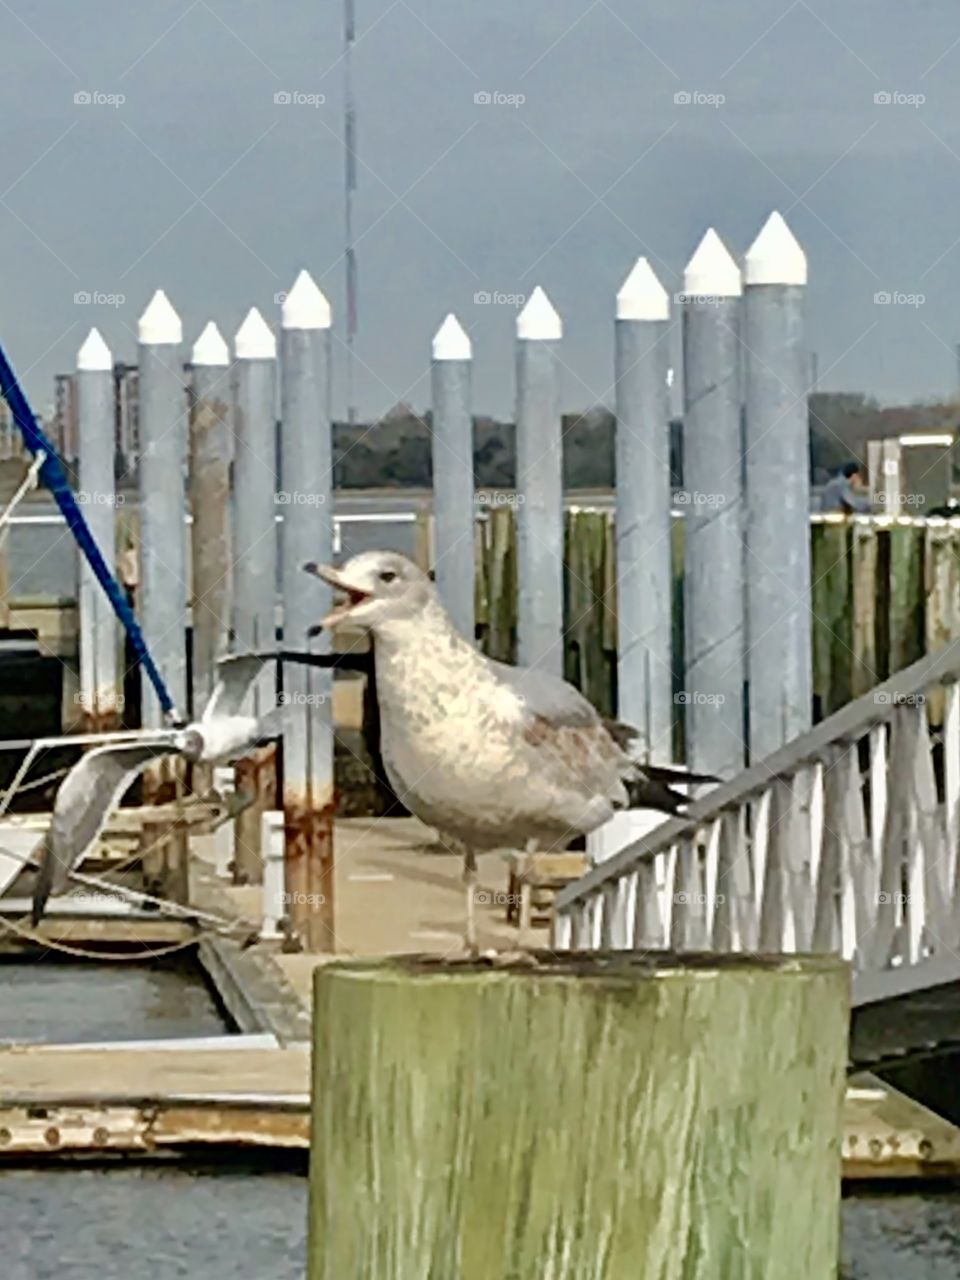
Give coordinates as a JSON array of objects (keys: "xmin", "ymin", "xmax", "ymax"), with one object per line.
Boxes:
[{"xmin": 2, "ymin": 814, "xmax": 960, "ymax": 1177}]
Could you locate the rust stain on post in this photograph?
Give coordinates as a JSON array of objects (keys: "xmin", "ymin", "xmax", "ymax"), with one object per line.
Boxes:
[
  {"xmin": 284, "ymin": 792, "xmax": 335, "ymax": 952},
  {"xmin": 140, "ymin": 758, "xmax": 188, "ymax": 902},
  {"xmin": 233, "ymin": 744, "xmax": 277, "ymax": 885}
]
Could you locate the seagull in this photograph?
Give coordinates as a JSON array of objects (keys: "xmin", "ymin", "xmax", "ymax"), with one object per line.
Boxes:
[
  {"xmin": 31, "ymin": 655, "xmax": 277, "ymax": 924},
  {"xmin": 301, "ymin": 550, "xmax": 716, "ymax": 951}
]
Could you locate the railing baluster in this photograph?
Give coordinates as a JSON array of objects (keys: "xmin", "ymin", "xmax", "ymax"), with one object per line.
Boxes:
[
  {"xmin": 814, "ymin": 751, "xmax": 844, "ymax": 953},
  {"xmin": 761, "ymin": 780, "xmax": 792, "ymax": 952},
  {"xmin": 703, "ymin": 817, "xmax": 723, "ymax": 948},
  {"xmin": 727, "ymin": 805, "xmax": 754, "ymax": 951},
  {"xmin": 553, "ymin": 909, "xmax": 573, "ymax": 951},
  {"xmin": 944, "ymin": 681, "xmax": 960, "ymax": 914},
  {"xmin": 752, "ymin": 789, "xmax": 773, "ymax": 947},
  {"xmin": 635, "ymin": 860, "xmax": 663, "ymax": 949}
]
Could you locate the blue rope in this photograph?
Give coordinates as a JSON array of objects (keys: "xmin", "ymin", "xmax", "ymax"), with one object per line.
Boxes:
[{"xmin": 0, "ymin": 343, "xmax": 179, "ymax": 718}]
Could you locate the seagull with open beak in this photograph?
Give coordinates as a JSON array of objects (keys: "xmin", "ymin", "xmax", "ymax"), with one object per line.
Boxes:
[{"xmin": 303, "ymin": 551, "xmax": 714, "ymax": 955}]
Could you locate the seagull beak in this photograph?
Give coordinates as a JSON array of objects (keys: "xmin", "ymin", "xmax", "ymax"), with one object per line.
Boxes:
[{"xmin": 303, "ymin": 561, "xmax": 372, "ymax": 629}]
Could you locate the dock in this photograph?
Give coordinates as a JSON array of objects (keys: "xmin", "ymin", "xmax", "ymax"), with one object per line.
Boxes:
[{"xmin": 0, "ymin": 816, "xmax": 956, "ymax": 1176}]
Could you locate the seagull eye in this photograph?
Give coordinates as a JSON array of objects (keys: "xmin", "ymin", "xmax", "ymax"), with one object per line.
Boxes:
[{"xmin": 379, "ymin": 570, "xmax": 397, "ymax": 583}]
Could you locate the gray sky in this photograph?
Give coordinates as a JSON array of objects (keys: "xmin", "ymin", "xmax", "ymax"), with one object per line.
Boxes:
[{"xmin": 2, "ymin": 0, "xmax": 960, "ymax": 419}]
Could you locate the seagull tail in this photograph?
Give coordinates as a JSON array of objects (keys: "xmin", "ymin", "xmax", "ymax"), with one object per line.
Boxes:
[
  {"xmin": 624, "ymin": 776, "xmax": 691, "ymax": 815},
  {"xmin": 624, "ymin": 765, "xmax": 719, "ymax": 815},
  {"xmin": 31, "ymin": 835, "xmax": 55, "ymax": 926}
]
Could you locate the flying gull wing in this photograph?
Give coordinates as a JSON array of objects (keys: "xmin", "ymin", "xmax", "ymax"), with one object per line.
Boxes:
[
  {"xmin": 204, "ymin": 654, "xmax": 270, "ymax": 722},
  {"xmin": 32, "ymin": 736, "xmax": 180, "ymax": 923}
]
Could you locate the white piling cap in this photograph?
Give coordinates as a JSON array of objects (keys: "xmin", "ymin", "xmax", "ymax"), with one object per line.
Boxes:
[
  {"xmin": 192, "ymin": 321, "xmax": 230, "ymax": 367},
  {"xmin": 77, "ymin": 327, "xmax": 112, "ymax": 372},
  {"xmin": 616, "ymin": 258, "xmax": 670, "ymax": 321},
  {"xmin": 744, "ymin": 211, "xmax": 807, "ymax": 286},
  {"xmin": 281, "ymin": 270, "xmax": 332, "ymax": 330},
  {"xmin": 138, "ymin": 290, "xmax": 183, "ymax": 345},
  {"xmin": 683, "ymin": 229, "xmax": 741, "ymax": 298},
  {"xmin": 432, "ymin": 313, "xmax": 472, "ymax": 361},
  {"xmin": 517, "ymin": 286, "xmax": 562, "ymax": 340},
  {"xmin": 235, "ymin": 307, "xmax": 277, "ymax": 360}
]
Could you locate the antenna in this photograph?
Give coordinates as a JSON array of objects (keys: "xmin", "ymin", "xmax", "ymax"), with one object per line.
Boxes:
[{"xmin": 344, "ymin": 0, "xmax": 358, "ymax": 426}]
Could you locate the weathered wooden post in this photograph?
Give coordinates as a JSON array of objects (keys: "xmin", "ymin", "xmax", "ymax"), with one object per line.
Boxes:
[
  {"xmin": 137, "ymin": 289, "xmax": 188, "ymax": 890},
  {"xmin": 430, "ymin": 313, "xmax": 475, "ymax": 638},
  {"xmin": 231, "ymin": 307, "xmax": 278, "ymax": 885},
  {"xmin": 515, "ymin": 286, "xmax": 563, "ymax": 676},
  {"xmin": 279, "ymin": 270, "xmax": 336, "ymax": 952},
  {"xmin": 743, "ymin": 211, "xmax": 812, "ymax": 760},
  {"xmin": 189, "ymin": 321, "xmax": 232, "ymax": 729},
  {"xmin": 76, "ymin": 327, "xmax": 122, "ymax": 730},
  {"xmin": 681, "ymin": 230, "xmax": 746, "ymax": 779},
  {"xmin": 309, "ymin": 953, "xmax": 848, "ymax": 1279},
  {"xmin": 137, "ymin": 289, "xmax": 188, "ymax": 728},
  {"xmin": 613, "ymin": 258, "xmax": 673, "ymax": 760}
]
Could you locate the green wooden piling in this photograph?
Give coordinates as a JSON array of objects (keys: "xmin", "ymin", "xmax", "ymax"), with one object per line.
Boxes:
[
  {"xmin": 850, "ymin": 522, "xmax": 878, "ymax": 698},
  {"xmin": 811, "ymin": 523, "xmax": 851, "ymax": 717},
  {"xmin": 923, "ymin": 523, "xmax": 960, "ymax": 722},
  {"xmin": 308, "ymin": 952, "xmax": 848, "ymax": 1280},
  {"xmin": 888, "ymin": 523, "xmax": 925, "ymax": 675}
]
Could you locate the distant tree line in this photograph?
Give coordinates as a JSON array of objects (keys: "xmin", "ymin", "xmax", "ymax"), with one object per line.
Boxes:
[{"xmin": 332, "ymin": 395, "xmax": 960, "ymax": 490}]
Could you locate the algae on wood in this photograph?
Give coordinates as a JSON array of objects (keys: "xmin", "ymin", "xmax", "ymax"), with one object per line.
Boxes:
[
  {"xmin": 888, "ymin": 523, "xmax": 925, "ymax": 675},
  {"xmin": 850, "ymin": 522, "xmax": 879, "ymax": 698},
  {"xmin": 924, "ymin": 524, "xmax": 960, "ymax": 723},
  {"xmin": 309, "ymin": 952, "xmax": 848, "ymax": 1280},
  {"xmin": 811, "ymin": 524, "xmax": 852, "ymax": 716}
]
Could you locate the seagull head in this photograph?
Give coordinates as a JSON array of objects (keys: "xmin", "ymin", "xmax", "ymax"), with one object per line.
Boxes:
[{"xmin": 303, "ymin": 550, "xmax": 434, "ymax": 633}]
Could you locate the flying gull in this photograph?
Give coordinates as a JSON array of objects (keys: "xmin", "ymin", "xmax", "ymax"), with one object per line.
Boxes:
[
  {"xmin": 302, "ymin": 550, "xmax": 715, "ymax": 950},
  {"xmin": 32, "ymin": 655, "xmax": 276, "ymax": 924}
]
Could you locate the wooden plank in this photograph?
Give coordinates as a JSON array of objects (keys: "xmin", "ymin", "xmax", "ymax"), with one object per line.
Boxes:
[
  {"xmin": 850, "ymin": 522, "xmax": 878, "ymax": 697},
  {"xmin": 888, "ymin": 523, "xmax": 925, "ymax": 676}
]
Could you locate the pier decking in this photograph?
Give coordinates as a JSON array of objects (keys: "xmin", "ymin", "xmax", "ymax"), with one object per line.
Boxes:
[{"xmin": 0, "ymin": 815, "xmax": 958, "ymax": 1176}]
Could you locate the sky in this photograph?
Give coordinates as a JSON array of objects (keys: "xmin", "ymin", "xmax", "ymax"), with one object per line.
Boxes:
[{"xmin": 2, "ymin": 0, "xmax": 960, "ymax": 420}]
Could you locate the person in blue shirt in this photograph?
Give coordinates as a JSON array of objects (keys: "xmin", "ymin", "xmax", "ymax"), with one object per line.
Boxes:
[{"xmin": 821, "ymin": 460, "xmax": 872, "ymax": 514}]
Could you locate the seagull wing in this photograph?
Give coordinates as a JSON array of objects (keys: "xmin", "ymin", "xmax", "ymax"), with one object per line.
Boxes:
[
  {"xmin": 487, "ymin": 658, "xmax": 699, "ymax": 816},
  {"xmin": 32, "ymin": 737, "xmax": 180, "ymax": 923},
  {"xmin": 204, "ymin": 654, "xmax": 270, "ymax": 722}
]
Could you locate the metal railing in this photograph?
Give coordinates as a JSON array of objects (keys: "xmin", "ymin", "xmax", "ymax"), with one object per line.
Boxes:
[{"xmin": 553, "ymin": 641, "xmax": 960, "ymax": 973}]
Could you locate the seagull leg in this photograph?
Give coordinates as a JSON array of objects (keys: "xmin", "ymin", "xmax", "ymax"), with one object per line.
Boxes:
[{"xmin": 463, "ymin": 845, "xmax": 478, "ymax": 955}]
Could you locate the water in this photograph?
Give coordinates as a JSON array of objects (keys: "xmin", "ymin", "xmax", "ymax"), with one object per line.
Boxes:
[
  {"xmin": 843, "ymin": 1191, "xmax": 960, "ymax": 1277},
  {"xmin": 4, "ymin": 1166, "xmax": 305, "ymax": 1280},
  {"xmin": 0, "ymin": 960, "xmax": 308, "ymax": 1279},
  {"xmin": 0, "ymin": 959, "xmax": 225, "ymax": 1044},
  {"xmin": 1, "ymin": 962, "xmax": 959, "ymax": 1277}
]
